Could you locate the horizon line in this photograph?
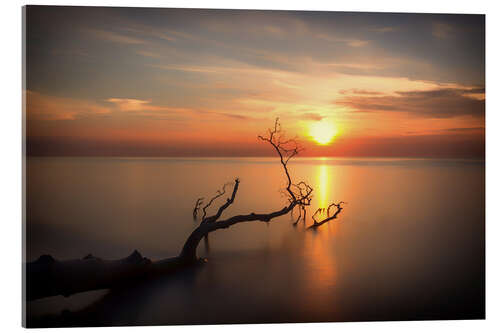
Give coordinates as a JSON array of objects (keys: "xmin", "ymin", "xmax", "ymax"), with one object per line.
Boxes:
[{"xmin": 25, "ymin": 154, "xmax": 486, "ymax": 160}]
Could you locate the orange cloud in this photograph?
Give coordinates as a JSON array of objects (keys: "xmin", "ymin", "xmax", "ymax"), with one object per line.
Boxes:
[
  {"xmin": 25, "ymin": 90, "xmax": 110, "ymax": 121},
  {"xmin": 106, "ymin": 98, "xmax": 152, "ymax": 112}
]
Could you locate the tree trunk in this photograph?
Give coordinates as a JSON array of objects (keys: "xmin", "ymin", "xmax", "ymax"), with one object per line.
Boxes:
[
  {"xmin": 26, "ymin": 251, "xmax": 188, "ymax": 301},
  {"xmin": 25, "ymin": 119, "xmax": 344, "ymax": 302}
]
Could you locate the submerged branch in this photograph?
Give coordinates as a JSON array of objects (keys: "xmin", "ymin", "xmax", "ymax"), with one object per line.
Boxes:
[
  {"xmin": 181, "ymin": 119, "xmax": 316, "ymax": 260},
  {"xmin": 308, "ymin": 202, "xmax": 346, "ymax": 229},
  {"xmin": 26, "ymin": 118, "xmax": 345, "ymax": 301},
  {"xmin": 202, "ymin": 179, "xmax": 240, "ymax": 224},
  {"xmin": 26, "ymin": 251, "xmax": 190, "ymax": 301},
  {"xmin": 193, "ymin": 198, "xmax": 204, "ymax": 219},
  {"xmin": 201, "ymin": 182, "xmax": 233, "ymax": 220},
  {"xmin": 292, "ymin": 205, "xmax": 307, "ymax": 226}
]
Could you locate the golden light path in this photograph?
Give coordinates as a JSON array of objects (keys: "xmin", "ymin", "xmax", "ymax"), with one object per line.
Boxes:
[
  {"xmin": 317, "ymin": 164, "xmax": 330, "ymax": 209},
  {"xmin": 301, "ymin": 162, "xmax": 338, "ymax": 297}
]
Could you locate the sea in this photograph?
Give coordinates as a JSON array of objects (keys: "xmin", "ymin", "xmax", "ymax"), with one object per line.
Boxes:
[{"xmin": 25, "ymin": 157, "xmax": 485, "ymax": 326}]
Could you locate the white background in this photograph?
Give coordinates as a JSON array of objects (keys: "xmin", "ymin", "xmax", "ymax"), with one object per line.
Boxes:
[{"xmin": 1, "ymin": 0, "xmax": 498, "ymax": 332}]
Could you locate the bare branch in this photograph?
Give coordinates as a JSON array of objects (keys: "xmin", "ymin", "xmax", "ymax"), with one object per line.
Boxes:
[
  {"xmin": 182, "ymin": 118, "xmax": 342, "ymax": 260},
  {"xmin": 293, "ymin": 206, "xmax": 302, "ymax": 226},
  {"xmin": 27, "ymin": 118, "xmax": 347, "ymax": 302},
  {"xmin": 308, "ymin": 202, "xmax": 346, "ymax": 229},
  {"xmin": 327, "ymin": 201, "xmax": 346, "ymax": 217},
  {"xmin": 311, "ymin": 208, "xmax": 322, "ymax": 224},
  {"xmin": 201, "ymin": 182, "xmax": 233, "ymax": 220},
  {"xmin": 193, "ymin": 198, "xmax": 204, "ymax": 219},
  {"xmin": 258, "ymin": 118, "xmax": 311, "ymax": 205},
  {"xmin": 209, "ymin": 202, "xmax": 295, "ymax": 229},
  {"xmin": 203, "ymin": 178, "xmax": 240, "ymax": 224}
]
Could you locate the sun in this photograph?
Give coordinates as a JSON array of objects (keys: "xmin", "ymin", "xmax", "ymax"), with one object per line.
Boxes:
[{"xmin": 309, "ymin": 120, "xmax": 338, "ymax": 145}]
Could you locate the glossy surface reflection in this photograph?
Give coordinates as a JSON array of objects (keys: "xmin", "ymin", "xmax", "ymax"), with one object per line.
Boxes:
[{"xmin": 26, "ymin": 157, "xmax": 485, "ymax": 326}]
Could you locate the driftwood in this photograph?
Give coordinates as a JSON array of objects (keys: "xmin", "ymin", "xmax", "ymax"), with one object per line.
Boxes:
[
  {"xmin": 26, "ymin": 251, "xmax": 189, "ymax": 301},
  {"xmin": 25, "ymin": 119, "xmax": 344, "ymax": 301},
  {"xmin": 192, "ymin": 197, "xmax": 204, "ymax": 219},
  {"xmin": 308, "ymin": 202, "xmax": 346, "ymax": 229}
]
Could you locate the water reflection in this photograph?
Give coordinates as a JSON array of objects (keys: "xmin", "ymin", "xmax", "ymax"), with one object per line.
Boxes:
[
  {"xmin": 26, "ymin": 157, "xmax": 485, "ymax": 326},
  {"xmin": 317, "ymin": 164, "xmax": 330, "ymax": 209},
  {"xmin": 313, "ymin": 163, "xmax": 341, "ymax": 226},
  {"xmin": 303, "ymin": 227, "xmax": 338, "ymax": 294}
]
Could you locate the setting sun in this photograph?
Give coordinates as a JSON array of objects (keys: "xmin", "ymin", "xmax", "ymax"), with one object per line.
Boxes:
[
  {"xmin": 310, "ymin": 120, "xmax": 338, "ymax": 145},
  {"xmin": 23, "ymin": 7, "xmax": 485, "ymax": 327}
]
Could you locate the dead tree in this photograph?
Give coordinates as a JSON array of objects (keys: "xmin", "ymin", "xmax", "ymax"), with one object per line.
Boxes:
[
  {"xmin": 25, "ymin": 118, "xmax": 344, "ymax": 301},
  {"xmin": 292, "ymin": 205, "xmax": 307, "ymax": 226},
  {"xmin": 309, "ymin": 201, "xmax": 346, "ymax": 229},
  {"xmin": 192, "ymin": 198, "xmax": 204, "ymax": 219},
  {"xmin": 201, "ymin": 182, "xmax": 233, "ymax": 220},
  {"xmin": 181, "ymin": 119, "xmax": 315, "ymax": 261}
]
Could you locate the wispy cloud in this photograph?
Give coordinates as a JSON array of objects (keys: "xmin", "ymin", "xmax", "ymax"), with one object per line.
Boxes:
[
  {"xmin": 135, "ymin": 50, "xmax": 162, "ymax": 58},
  {"xmin": 370, "ymin": 26, "xmax": 395, "ymax": 33},
  {"xmin": 322, "ymin": 62, "xmax": 384, "ymax": 71},
  {"xmin": 339, "ymin": 89, "xmax": 383, "ymax": 95},
  {"xmin": 432, "ymin": 22, "xmax": 454, "ymax": 39},
  {"xmin": 106, "ymin": 98, "xmax": 152, "ymax": 111},
  {"xmin": 152, "ymin": 64, "xmax": 219, "ymax": 73},
  {"xmin": 150, "ymin": 63, "xmax": 291, "ymax": 77},
  {"xmin": 443, "ymin": 127, "xmax": 484, "ymax": 133},
  {"xmin": 301, "ymin": 113, "xmax": 324, "ymax": 121},
  {"xmin": 25, "ymin": 7, "xmax": 485, "ymax": 157},
  {"xmin": 121, "ymin": 27, "xmax": 177, "ymax": 42},
  {"xmin": 336, "ymin": 87, "xmax": 485, "ymax": 118},
  {"xmin": 26, "ymin": 90, "xmax": 110, "ymax": 121},
  {"xmin": 85, "ymin": 28, "xmax": 146, "ymax": 44},
  {"xmin": 317, "ymin": 34, "xmax": 369, "ymax": 47}
]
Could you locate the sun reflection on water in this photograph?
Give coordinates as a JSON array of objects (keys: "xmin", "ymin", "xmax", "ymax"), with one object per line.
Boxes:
[
  {"xmin": 296, "ymin": 161, "xmax": 339, "ymax": 306},
  {"xmin": 317, "ymin": 164, "xmax": 330, "ymax": 209}
]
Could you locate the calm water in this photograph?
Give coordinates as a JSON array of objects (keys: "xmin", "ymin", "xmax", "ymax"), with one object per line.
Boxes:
[{"xmin": 25, "ymin": 157, "xmax": 485, "ymax": 326}]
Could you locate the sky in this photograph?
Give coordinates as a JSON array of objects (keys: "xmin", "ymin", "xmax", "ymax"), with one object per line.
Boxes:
[{"xmin": 25, "ymin": 6, "xmax": 485, "ymax": 158}]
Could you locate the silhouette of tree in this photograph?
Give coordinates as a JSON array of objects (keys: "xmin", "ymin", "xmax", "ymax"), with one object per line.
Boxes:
[
  {"xmin": 192, "ymin": 197, "xmax": 204, "ymax": 219},
  {"xmin": 26, "ymin": 118, "xmax": 345, "ymax": 301},
  {"xmin": 309, "ymin": 201, "xmax": 346, "ymax": 229}
]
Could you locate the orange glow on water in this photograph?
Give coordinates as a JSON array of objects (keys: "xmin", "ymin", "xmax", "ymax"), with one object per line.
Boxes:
[{"xmin": 317, "ymin": 164, "xmax": 330, "ymax": 209}]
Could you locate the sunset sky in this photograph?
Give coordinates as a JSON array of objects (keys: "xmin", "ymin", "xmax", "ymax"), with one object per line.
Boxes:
[{"xmin": 25, "ymin": 6, "xmax": 485, "ymax": 157}]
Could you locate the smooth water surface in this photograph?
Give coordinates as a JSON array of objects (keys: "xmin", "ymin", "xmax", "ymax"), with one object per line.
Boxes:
[{"xmin": 25, "ymin": 157, "xmax": 485, "ymax": 326}]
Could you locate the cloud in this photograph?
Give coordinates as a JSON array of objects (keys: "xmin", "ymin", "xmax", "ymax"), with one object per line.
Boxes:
[
  {"xmin": 212, "ymin": 112, "xmax": 252, "ymax": 120},
  {"xmin": 322, "ymin": 62, "xmax": 385, "ymax": 71},
  {"xmin": 317, "ymin": 34, "xmax": 369, "ymax": 47},
  {"xmin": 370, "ymin": 26, "xmax": 395, "ymax": 33},
  {"xmin": 396, "ymin": 87, "xmax": 484, "ymax": 97},
  {"xmin": 105, "ymin": 98, "xmax": 208, "ymax": 118},
  {"xmin": 313, "ymin": 132, "xmax": 484, "ymax": 158},
  {"xmin": 345, "ymin": 40, "xmax": 369, "ymax": 47},
  {"xmin": 51, "ymin": 48, "xmax": 91, "ymax": 58},
  {"xmin": 432, "ymin": 22, "xmax": 454, "ymax": 39},
  {"xmin": 336, "ymin": 87, "xmax": 485, "ymax": 118},
  {"xmin": 86, "ymin": 29, "xmax": 146, "ymax": 44},
  {"xmin": 152, "ymin": 64, "xmax": 219, "ymax": 73},
  {"xmin": 106, "ymin": 98, "xmax": 152, "ymax": 111},
  {"xmin": 26, "ymin": 90, "xmax": 110, "ymax": 121},
  {"xmin": 301, "ymin": 113, "xmax": 324, "ymax": 121},
  {"xmin": 121, "ymin": 27, "xmax": 178, "ymax": 42},
  {"xmin": 339, "ymin": 89, "xmax": 383, "ymax": 95},
  {"xmin": 105, "ymin": 97, "xmax": 256, "ymax": 122},
  {"xmin": 443, "ymin": 127, "xmax": 484, "ymax": 133},
  {"xmin": 150, "ymin": 62, "xmax": 290, "ymax": 77},
  {"xmin": 136, "ymin": 50, "xmax": 161, "ymax": 58}
]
